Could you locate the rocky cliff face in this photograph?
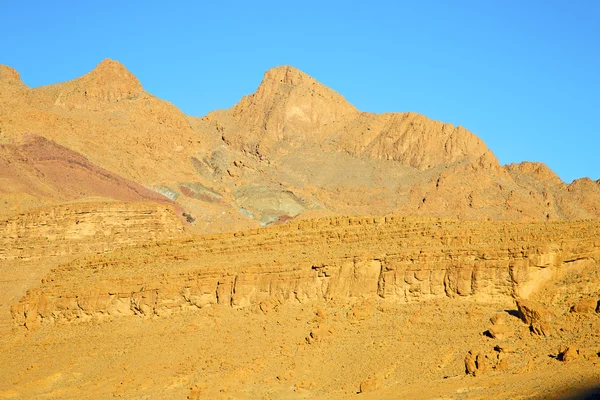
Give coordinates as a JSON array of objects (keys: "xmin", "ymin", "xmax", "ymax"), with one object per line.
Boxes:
[
  {"xmin": 12, "ymin": 216, "xmax": 600, "ymax": 328},
  {"xmin": 0, "ymin": 201, "xmax": 185, "ymax": 261},
  {"xmin": 0, "ymin": 201, "xmax": 186, "ymax": 329}
]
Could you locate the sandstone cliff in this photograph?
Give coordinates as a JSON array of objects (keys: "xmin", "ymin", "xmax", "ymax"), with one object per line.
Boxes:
[
  {"xmin": 0, "ymin": 201, "xmax": 186, "ymax": 331},
  {"xmin": 12, "ymin": 216, "xmax": 600, "ymax": 328}
]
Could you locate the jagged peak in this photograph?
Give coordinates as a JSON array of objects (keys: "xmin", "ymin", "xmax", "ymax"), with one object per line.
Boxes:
[
  {"xmin": 262, "ymin": 65, "xmax": 317, "ymax": 87},
  {"xmin": 256, "ymin": 65, "xmax": 354, "ymax": 105},
  {"xmin": 37, "ymin": 58, "xmax": 144, "ymax": 104},
  {"xmin": 0, "ymin": 65, "xmax": 24, "ymax": 86},
  {"xmin": 78, "ymin": 58, "xmax": 143, "ymax": 99},
  {"xmin": 232, "ymin": 65, "xmax": 357, "ymax": 121},
  {"xmin": 88, "ymin": 58, "xmax": 134, "ymax": 77}
]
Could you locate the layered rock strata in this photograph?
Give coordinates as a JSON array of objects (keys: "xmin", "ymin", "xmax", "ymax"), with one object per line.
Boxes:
[
  {"xmin": 0, "ymin": 202, "xmax": 186, "ymax": 261},
  {"xmin": 12, "ymin": 216, "xmax": 600, "ymax": 327}
]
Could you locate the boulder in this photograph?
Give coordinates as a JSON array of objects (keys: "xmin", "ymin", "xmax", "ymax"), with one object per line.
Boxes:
[{"xmin": 516, "ymin": 299, "xmax": 552, "ymax": 336}]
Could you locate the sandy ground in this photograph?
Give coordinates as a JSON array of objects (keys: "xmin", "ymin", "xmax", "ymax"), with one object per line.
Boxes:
[{"xmin": 2, "ymin": 298, "xmax": 600, "ymax": 400}]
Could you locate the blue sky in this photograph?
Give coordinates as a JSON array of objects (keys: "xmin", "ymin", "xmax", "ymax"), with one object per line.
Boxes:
[{"xmin": 2, "ymin": 0, "xmax": 598, "ymax": 183}]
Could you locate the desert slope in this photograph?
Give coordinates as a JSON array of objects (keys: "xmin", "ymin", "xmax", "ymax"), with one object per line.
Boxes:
[{"xmin": 0, "ymin": 135, "xmax": 178, "ymax": 218}]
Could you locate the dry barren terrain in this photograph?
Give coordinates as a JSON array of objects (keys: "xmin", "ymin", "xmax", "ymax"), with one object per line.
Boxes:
[{"xmin": 1, "ymin": 60, "xmax": 600, "ymax": 399}]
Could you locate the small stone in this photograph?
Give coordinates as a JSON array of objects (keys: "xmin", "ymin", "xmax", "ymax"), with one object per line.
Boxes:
[
  {"xmin": 465, "ymin": 351, "xmax": 477, "ymax": 375},
  {"xmin": 490, "ymin": 313, "xmax": 505, "ymax": 325},
  {"xmin": 570, "ymin": 299, "xmax": 598, "ymax": 313},
  {"xmin": 494, "ymin": 344, "xmax": 516, "ymax": 353},
  {"xmin": 487, "ymin": 324, "xmax": 514, "ymax": 340},
  {"xmin": 496, "ymin": 358, "xmax": 509, "ymax": 371},
  {"xmin": 359, "ymin": 377, "xmax": 382, "ymax": 393},
  {"xmin": 315, "ymin": 306, "xmax": 327, "ymax": 320}
]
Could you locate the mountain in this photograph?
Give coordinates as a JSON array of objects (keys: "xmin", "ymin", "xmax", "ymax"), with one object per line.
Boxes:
[
  {"xmin": 1, "ymin": 60, "xmax": 600, "ymax": 231},
  {"xmin": 220, "ymin": 65, "xmax": 489, "ymax": 170}
]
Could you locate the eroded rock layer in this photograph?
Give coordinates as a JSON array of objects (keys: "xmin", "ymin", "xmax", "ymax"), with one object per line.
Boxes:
[
  {"xmin": 0, "ymin": 201, "xmax": 187, "ymax": 327},
  {"xmin": 12, "ymin": 216, "xmax": 600, "ymax": 327},
  {"xmin": 1, "ymin": 202, "xmax": 185, "ymax": 261}
]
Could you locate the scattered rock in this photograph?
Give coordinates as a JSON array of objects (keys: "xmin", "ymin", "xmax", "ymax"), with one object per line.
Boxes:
[
  {"xmin": 490, "ymin": 313, "xmax": 505, "ymax": 325},
  {"xmin": 475, "ymin": 352, "xmax": 494, "ymax": 376},
  {"xmin": 465, "ymin": 351, "xmax": 477, "ymax": 375},
  {"xmin": 465, "ymin": 349, "xmax": 501, "ymax": 376},
  {"xmin": 314, "ymin": 305, "xmax": 327, "ymax": 320},
  {"xmin": 496, "ymin": 358, "xmax": 509, "ymax": 371},
  {"xmin": 187, "ymin": 383, "xmax": 208, "ymax": 400},
  {"xmin": 305, "ymin": 323, "xmax": 334, "ymax": 344},
  {"xmin": 494, "ymin": 344, "xmax": 516, "ymax": 354},
  {"xmin": 487, "ymin": 324, "xmax": 514, "ymax": 340},
  {"xmin": 347, "ymin": 301, "xmax": 375, "ymax": 323},
  {"xmin": 259, "ymin": 297, "xmax": 281, "ymax": 314}
]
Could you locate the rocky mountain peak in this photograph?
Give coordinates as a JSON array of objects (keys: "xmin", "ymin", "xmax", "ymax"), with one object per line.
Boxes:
[
  {"xmin": 225, "ymin": 66, "xmax": 358, "ymax": 153},
  {"xmin": 262, "ymin": 65, "xmax": 318, "ymax": 87},
  {"xmin": 76, "ymin": 58, "xmax": 143, "ymax": 101},
  {"xmin": 0, "ymin": 65, "xmax": 24, "ymax": 86},
  {"xmin": 35, "ymin": 58, "xmax": 144, "ymax": 105}
]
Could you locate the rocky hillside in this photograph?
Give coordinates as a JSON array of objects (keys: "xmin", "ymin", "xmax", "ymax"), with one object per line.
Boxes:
[
  {"xmin": 5, "ymin": 214, "xmax": 600, "ymax": 399},
  {"xmin": 0, "ymin": 135, "xmax": 178, "ymax": 218},
  {"xmin": 3, "ymin": 59, "xmax": 600, "ymax": 400}
]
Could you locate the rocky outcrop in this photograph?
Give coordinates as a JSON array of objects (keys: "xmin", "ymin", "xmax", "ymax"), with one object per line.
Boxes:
[
  {"xmin": 12, "ymin": 216, "xmax": 600, "ymax": 327},
  {"xmin": 0, "ymin": 202, "xmax": 186, "ymax": 261},
  {"xmin": 0, "ymin": 65, "xmax": 24, "ymax": 87}
]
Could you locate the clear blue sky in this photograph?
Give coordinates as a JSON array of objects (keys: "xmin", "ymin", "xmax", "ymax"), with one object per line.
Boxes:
[{"xmin": 2, "ymin": 1, "xmax": 599, "ymax": 183}]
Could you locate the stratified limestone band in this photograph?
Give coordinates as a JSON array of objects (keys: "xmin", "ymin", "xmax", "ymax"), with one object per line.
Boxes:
[{"xmin": 11, "ymin": 216, "xmax": 600, "ymax": 328}]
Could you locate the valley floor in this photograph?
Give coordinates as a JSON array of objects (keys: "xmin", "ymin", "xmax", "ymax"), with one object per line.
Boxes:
[{"xmin": 2, "ymin": 299, "xmax": 600, "ymax": 399}]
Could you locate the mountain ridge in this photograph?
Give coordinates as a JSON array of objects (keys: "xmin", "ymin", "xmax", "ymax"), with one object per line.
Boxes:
[{"xmin": 1, "ymin": 59, "xmax": 599, "ymax": 230}]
